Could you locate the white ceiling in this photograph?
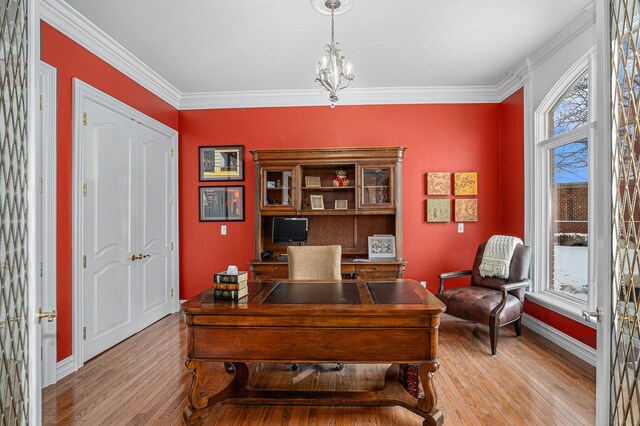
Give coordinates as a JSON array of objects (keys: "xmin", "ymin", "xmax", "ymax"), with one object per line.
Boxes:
[{"xmin": 63, "ymin": 0, "xmax": 592, "ymax": 94}]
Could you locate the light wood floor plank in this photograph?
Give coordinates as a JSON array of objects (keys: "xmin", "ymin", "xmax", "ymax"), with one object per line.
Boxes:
[{"xmin": 42, "ymin": 313, "xmax": 595, "ymax": 425}]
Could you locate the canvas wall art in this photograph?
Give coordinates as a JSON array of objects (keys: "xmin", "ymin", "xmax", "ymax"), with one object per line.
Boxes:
[
  {"xmin": 454, "ymin": 172, "xmax": 478, "ymax": 195},
  {"xmin": 426, "ymin": 199, "xmax": 450, "ymax": 222},
  {"xmin": 426, "ymin": 172, "xmax": 450, "ymax": 195},
  {"xmin": 454, "ymin": 199, "xmax": 478, "ymax": 222}
]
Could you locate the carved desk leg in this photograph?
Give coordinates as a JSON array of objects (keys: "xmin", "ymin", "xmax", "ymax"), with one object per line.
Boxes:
[
  {"xmin": 418, "ymin": 361, "xmax": 444, "ymax": 426},
  {"xmin": 186, "ymin": 360, "xmax": 208, "ymax": 410}
]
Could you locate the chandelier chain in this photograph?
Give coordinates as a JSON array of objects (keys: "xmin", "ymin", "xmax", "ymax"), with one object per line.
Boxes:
[{"xmin": 331, "ymin": 7, "xmax": 335, "ymax": 46}]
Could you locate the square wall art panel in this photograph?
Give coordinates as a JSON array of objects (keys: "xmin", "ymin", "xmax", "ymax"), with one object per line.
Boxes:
[
  {"xmin": 454, "ymin": 172, "xmax": 478, "ymax": 195},
  {"xmin": 426, "ymin": 172, "xmax": 450, "ymax": 195},
  {"xmin": 454, "ymin": 199, "xmax": 478, "ymax": 222},
  {"xmin": 426, "ymin": 199, "xmax": 450, "ymax": 222}
]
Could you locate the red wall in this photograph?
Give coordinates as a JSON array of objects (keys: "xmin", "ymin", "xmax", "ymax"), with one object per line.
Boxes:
[
  {"xmin": 178, "ymin": 105, "xmax": 503, "ymax": 298},
  {"xmin": 499, "ymin": 89, "xmax": 525, "ymax": 239},
  {"xmin": 41, "ymin": 22, "xmax": 179, "ymax": 361}
]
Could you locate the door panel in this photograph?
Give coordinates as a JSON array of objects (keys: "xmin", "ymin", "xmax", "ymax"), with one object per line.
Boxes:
[
  {"xmin": 82, "ymin": 100, "xmax": 137, "ymax": 362},
  {"xmin": 137, "ymin": 125, "xmax": 173, "ymax": 329}
]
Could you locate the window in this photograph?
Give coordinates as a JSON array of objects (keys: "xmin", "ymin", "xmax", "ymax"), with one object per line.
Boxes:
[{"xmin": 533, "ymin": 49, "xmax": 596, "ymax": 317}]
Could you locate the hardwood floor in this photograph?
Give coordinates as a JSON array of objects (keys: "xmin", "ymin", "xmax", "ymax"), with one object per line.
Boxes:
[{"xmin": 42, "ymin": 313, "xmax": 595, "ymax": 425}]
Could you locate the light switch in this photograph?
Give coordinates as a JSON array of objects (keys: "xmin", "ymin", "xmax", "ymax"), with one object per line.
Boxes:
[
  {"xmin": 457, "ymin": 223, "xmax": 464, "ymax": 233},
  {"xmin": 221, "ymin": 225, "xmax": 227, "ymax": 235}
]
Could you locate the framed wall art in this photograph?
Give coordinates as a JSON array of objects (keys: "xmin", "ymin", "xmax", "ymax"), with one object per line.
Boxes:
[
  {"xmin": 453, "ymin": 172, "xmax": 478, "ymax": 195},
  {"xmin": 368, "ymin": 235, "xmax": 396, "ymax": 260},
  {"xmin": 199, "ymin": 186, "xmax": 245, "ymax": 221},
  {"xmin": 199, "ymin": 145, "xmax": 244, "ymax": 181},
  {"xmin": 426, "ymin": 172, "xmax": 450, "ymax": 195}
]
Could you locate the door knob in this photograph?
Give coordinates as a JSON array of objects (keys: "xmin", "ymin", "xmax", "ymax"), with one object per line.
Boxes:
[
  {"xmin": 36, "ymin": 308, "xmax": 57, "ymax": 324},
  {"xmin": 131, "ymin": 254, "xmax": 142, "ymax": 261}
]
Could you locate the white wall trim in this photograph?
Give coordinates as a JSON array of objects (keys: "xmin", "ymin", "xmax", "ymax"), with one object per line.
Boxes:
[
  {"xmin": 55, "ymin": 356, "xmax": 76, "ymax": 381},
  {"xmin": 522, "ymin": 313, "xmax": 596, "ymax": 366},
  {"xmin": 40, "ymin": 0, "xmax": 180, "ymax": 108},
  {"xmin": 72, "ymin": 79, "xmax": 179, "ymax": 372},
  {"xmin": 38, "ymin": 61, "xmax": 58, "ymax": 388}
]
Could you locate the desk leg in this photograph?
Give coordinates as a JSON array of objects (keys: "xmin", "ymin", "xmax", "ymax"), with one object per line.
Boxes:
[
  {"xmin": 418, "ymin": 361, "xmax": 444, "ymax": 426},
  {"xmin": 186, "ymin": 360, "xmax": 208, "ymax": 410}
]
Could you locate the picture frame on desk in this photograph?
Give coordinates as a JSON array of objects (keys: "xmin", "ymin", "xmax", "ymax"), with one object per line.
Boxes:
[
  {"xmin": 199, "ymin": 186, "xmax": 245, "ymax": 221},
  {"xmin": 368, "ymin": 235, "xmax": 396, "ymax": 260},
  {"xmin": 199, "ymin": 145, "xmax": 244, "ymax": 181},
  {"xmin": 305, "ymin": 176, "xmax": 321, "ymax": 188},
  {"xmin": 310, "ymin": 194, "xmax": 325, "ymax": 210}
]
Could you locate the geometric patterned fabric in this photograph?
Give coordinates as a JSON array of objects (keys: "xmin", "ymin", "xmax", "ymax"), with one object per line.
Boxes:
[
  {"xmin": 0, "ymin": 0, "xmax": 29, "ymax": 424},
  {"xmin": 612, "ymin": 1, "xmax": 640, "ymax": 423}
]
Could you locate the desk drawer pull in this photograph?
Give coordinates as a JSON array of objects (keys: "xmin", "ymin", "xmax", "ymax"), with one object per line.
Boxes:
[{"xmin": 274, "ymin": 266, "xmax": 278, "ymax": 270}]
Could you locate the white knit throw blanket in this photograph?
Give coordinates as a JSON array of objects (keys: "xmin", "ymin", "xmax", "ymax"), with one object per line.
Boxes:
[{"xmin": 479, "ymin": 235, "xmax": 523, "ymax": 279}]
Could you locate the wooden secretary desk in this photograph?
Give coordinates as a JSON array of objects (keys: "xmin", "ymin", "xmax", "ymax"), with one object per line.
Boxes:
[{"xmin": 249, "ymin": 147, "xmax": 407, "ymax": 280}]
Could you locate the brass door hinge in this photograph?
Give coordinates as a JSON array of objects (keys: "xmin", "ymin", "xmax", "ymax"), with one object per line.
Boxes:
[
  {"xmin": 170, "ymin": 148, "xmax": 174, "ymax": 157},
  {"xmin": 170, "ymin": 288, "xmax": 174, "ymax": 298},
  {"xmin": 82, "ymin": 183, "xmax": 87, "ymax": 197},
  {"xmin": 82, "ymin": 255, "xmax": 87, "ymax": 269},
  {"xmin": 170, "ymin": 242, "xmax": 174, "ymax": 251},
  {"xmin": 39, "ymin": 178, "xmax": 44, "ymax": 194},
  {"xmin": 40, "ymin": 95, "xmax": 43, "ymax": 111},
  {"xmin": 83, "ymin": 112, "xmax": 87, "ymax": 126},
  {"xmin": 39, "ymin": 262, "xmax": 43, "ymax": 278},
  {"xmin": 83, "ymin": 326, "xmax": 87, "ymax": 340},
  {"xmin": 169, "ymin": 195, "xmax": 174, "ymax": 204}
]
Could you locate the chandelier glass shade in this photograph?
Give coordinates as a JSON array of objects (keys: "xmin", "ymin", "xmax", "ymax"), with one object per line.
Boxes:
[{"xmin": 315, "ymin": 0, "xmax": 354, "ymax": 107}]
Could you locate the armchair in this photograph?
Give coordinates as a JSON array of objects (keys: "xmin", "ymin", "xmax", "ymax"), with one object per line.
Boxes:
[{"xmin": 436, "ymin": 242, "xmax": 532, "ymax": 355}]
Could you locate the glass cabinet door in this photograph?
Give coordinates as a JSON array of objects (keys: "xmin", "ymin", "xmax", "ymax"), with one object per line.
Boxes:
[
  {"xmin": 262, "ymin": 167, "xmax": 296, "ymax": 209},
  {"xmin": 358, "ymin": 165, "xmax": 394, "ymax": 208}
]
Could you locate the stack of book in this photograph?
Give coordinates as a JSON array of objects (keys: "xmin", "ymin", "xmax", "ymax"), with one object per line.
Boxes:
[{"xmin": 213, "ymin": 271, "xmax": 248, "ymax": 300}]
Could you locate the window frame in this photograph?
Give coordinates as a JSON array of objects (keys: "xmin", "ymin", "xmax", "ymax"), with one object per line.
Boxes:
[{"xmin": 529, "ymin": 47, "xmax": 598, "ymax": 324}]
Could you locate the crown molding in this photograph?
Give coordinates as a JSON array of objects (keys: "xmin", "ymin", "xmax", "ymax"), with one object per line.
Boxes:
[
  {"xmin": 40, "ymin": 0, "xmax": 181, "ymax": 108},
  {"xmin": 179, "ymin": 85, "xmax": 501, "ymax": 110},
  {"xmin": 41, "ymin": 0, "xmax": 595, "ymax": 110}
]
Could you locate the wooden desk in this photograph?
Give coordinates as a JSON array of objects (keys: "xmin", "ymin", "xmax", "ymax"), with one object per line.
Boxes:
[{"xmin": 181, "ymin": 280, "xmax": 446, "ymax": 425}]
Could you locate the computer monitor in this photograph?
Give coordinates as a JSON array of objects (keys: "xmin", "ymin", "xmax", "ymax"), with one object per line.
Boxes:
[{"xmin": 272, "ymin": 217, "xmax": 308, "ymax": 244}]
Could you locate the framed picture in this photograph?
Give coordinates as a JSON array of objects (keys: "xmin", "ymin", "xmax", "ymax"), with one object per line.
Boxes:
[
  {"xmin": 454, "ymin": 198, "xmax": 478, "ymax": 222},
  {"xmin": 199, "ymin": 145, "xmax": 244, "ymax": 181},
  {"xmin": 199, "ymin": 186, "xmax": 245, "ymax": 221},
  {"xmin": 426, "ymin": 172, "xmax": 450, "ymax": 195},
  {"xmin": 368, "ymin": 235, "xmax": 396, "ymax": 260},
  {"xmin": 310, "ymin": 194, "xmax": 325, "ymax": 210},
  {"xmin": 305, "ymin": 176, "xmax": 322, "ymax": 188},
  {"xmin": 335, "ymin": 199, "xmax": 348, "ymax": 210},
  {"xmin": 454, "ymin": 172, "xmax": 478, "ymax": 195}
]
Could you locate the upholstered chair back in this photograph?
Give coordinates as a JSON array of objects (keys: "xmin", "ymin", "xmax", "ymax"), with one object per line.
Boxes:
[
  {"xmin": 470, "ymin": 243, "xmax": 532, "ymax": 301},
  {"xmin": 287, "ymin": 245, "xmax": 342, "ymax": 280}
]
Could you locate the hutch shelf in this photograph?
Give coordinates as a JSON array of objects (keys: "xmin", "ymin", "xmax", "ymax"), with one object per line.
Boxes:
[{"xmin": 249, "ymin": 147, "xmax": 407, "ymax": 280}]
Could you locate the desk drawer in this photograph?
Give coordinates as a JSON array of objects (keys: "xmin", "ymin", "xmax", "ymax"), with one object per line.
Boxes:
[
  {"xmin": 356, "ymin": 264, "xmax": 399, "ymax": 274},
  {"xmin": 251, "ymin": 264, "xmax": 288, "ymax": 279}
]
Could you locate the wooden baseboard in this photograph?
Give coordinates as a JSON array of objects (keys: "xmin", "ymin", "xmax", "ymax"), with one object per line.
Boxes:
[{"xmin": 522, "ymin": 324, "xmax": 596, "ymax": 380}]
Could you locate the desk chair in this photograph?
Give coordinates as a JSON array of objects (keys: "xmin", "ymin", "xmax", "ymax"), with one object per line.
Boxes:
[
  {"xmin": 436, "ymin": 241, "xmax": 531, "ymax": 355},
  {"xmin": 287, "ymin": 245, "xmax": 343, "ymax": 370}
]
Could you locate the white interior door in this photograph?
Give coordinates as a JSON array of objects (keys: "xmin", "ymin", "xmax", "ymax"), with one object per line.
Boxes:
[
  {"xmin": 82, "ymin": 99, "xmax": 137, "ymax": 361},
  {"xmin": 136, "ymin": 124, "xmax": 174, "ymax": 330}
]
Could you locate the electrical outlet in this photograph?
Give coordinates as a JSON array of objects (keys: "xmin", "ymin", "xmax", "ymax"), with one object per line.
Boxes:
[
  {"xmin": 420, "ymin": 281, "xmax": 427, "ymax": 288},
  {"xmin": 221, "ymin": 225, "xmax": 227, "ymax": 235},
  {"xmin": 458, "ymin": 223, "xmax": 464, "ymax": 233}
]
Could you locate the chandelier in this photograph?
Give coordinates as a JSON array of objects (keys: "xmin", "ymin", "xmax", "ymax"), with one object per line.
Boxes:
[{"xmin": 315, "ymin": 0, "xmax": 354, "ymax": 107}]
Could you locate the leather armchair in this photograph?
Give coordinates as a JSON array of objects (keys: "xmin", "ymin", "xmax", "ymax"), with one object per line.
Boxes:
[{"xmin": 436, "ymin": 242, "xmax": 532, "ymax": 355}]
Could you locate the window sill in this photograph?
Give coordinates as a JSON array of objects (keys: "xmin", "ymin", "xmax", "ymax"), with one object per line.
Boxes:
[{"xmin": 525, "ymin": 292, "xmax": 596, "ymax": 329}]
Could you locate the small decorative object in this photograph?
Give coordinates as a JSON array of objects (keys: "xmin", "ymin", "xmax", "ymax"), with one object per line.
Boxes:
[
  {"xmin": 368, "ymin": 235, "xmax": 396, "ymax": 260},
  {"xmin": 426, "ymin": 172, "xmax": 450, "ymax": 195},
  {"xmin": 199, "ymin": 186, "xmax": 245, "ymax": 222},
  {"xmin": 310, "ymin": 194, "xmax": 325, "ymax": 210},
  {"xmin": 454, "ymin": 172, "xmax": 478, "ymax": 195},
  {"xmin": 226, "ymin": 265, "xmax": 239, "ymax": 275},
  {"xmin": 333, "ymin": 168, "xmax": 350, "ymax": 187},
  {"xmin": 305, "ymin": 176, "xmax": 322, "ymax": 188},
  {"xmin": 267, "ymin": 181, "xmax": 276, "ymax": 188},
  {"xmin": 199, "ymin": 146, "xmax": 244, "ymax": 181},
  {"xmin": 454, "ymin": 199, "xmax": 478, "ymax": 222},
  {"xmin": 335, "ymin": 199, "xmax": 348, "ymax": 209},
  {"xmin": 426, "ymin": 199, "xmax": 450, "ymax": 222},
  {"xmin": 276, "ymin": 179, "xmax": 281, "ymax": 188}
]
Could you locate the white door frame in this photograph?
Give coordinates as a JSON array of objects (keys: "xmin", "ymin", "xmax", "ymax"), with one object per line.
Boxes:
[
  {"xmin": 594, "ymin": 0, "xmax": 612, "ymax": 424},
  {"xmin": 38, "ymin": 61, "xmax": 58, "ymax": 388},
  {"xmin": 72, "ymin": 79, "xmax": 179, "ymax": 371}
]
